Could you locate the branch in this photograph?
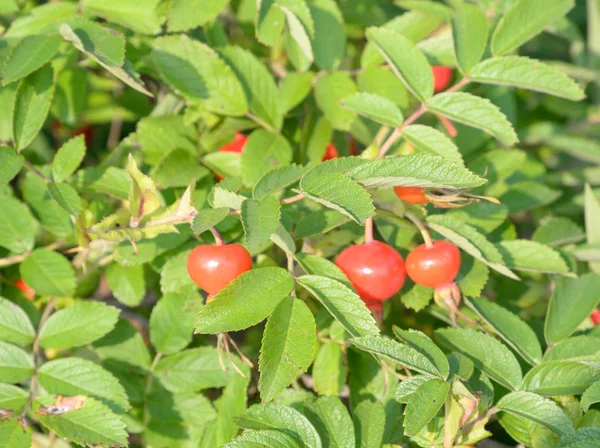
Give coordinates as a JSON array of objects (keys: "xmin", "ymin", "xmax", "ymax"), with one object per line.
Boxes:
[
  {"xmin": 0, "ymin": 242, "xmax": 66, "ymax": 268},
  {"xmin": 376, "ymin": 77, "xmax": 471, "ymax": 159}
]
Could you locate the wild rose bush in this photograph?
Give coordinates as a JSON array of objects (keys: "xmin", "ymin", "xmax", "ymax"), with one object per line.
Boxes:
[{"xmin": 0, "ymin": 0, "xmax": 600, "ymax": 447}]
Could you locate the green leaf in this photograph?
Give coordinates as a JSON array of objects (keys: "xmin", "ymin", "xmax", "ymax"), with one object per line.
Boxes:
[
  {"xmin": 11, "ymin": 64, "xmax": 54, "ymax": 150},
  {"xmin": 150, "ymin": 293, "xmax": 200, "ymax": 355},
  {"xmin": 39, "ymin": 300, "xmax": 119, "ymax": 349},
  {"xmin": 225, "ymin": 430, "xmax": 302, "ymax": 448},
  {"xmin": 543, "ymin": 336, "xmax": 600, "ymax": 362},
  {"xmin": 496, "ymin": 240, "xmax": 570, "ymax": 275},
  {"xmin": 220, "ymin": 46, "xmax": 283, "ymax": 129},
  {"xmin": 365, "ymin": 27, "xmax": 433, "ymax": 101},
  {"xmin": 81, "ymin": 0, "xmax": 164, "ymax": 35},
  {"xmin": 253, "ymin": 164, "xmax": 307, "ymax": 200},
  {"xmin": 451, "ymin": 3, "xmax": 489, "ymax": 74},
  {"xmin": 1, "ymin": 34, "xmax": 60, "ymax": 85},
  {"xmin": 0, "ymin": 195, "xmax": 35, "ymax": 254},
  {"xmin": 353, "ymin": 400, "xmax": 385, "ymax": 448},
  {"xmin": 534, "ymin": 218, "xmax": 585, "ymax": 247},
  {"xmin": 304, "ymin": 396, "xmax": 355, "ymax": 448},
  {"xmin": 301, "ymin": 156, "xmax": 365, "ymax": 183},
  {"xmin": 558, "ymin": 428, "xmax": 600, "ymax": 448},
  {"xmin": 191, "ymin": 207, "xmax": 230, "ymax": 236},
  {"xmin": 35, "ymin": 396, "xmax": 128, "ymax": 447},
  {"xmin": 154, "ymin": 347, "xmax": 237, "ymax": 393},
  {"xmin": 106, "ymin": 263, "xmax": 145, "ymax": 307},
  {"xmin": 347, "ymin": 154, "xmax": 484, "ymax": 189},
  {"xmin": 0, "ymin": 418, "xmax": 31, "ymax": 448},
  {"xmin": 309, "ymin": 0, "xmax": 345, "ymax": 70},
  {"xmin": 545, "ymin": 274, "xmax": 600, "ymax": 345},
  {"xmin": 470, "ymin": 56, "xmax": 584, "ymax": 101},
  {"xmin": 256, "ymin": 0, "xmax": 285, "ymax": 46},
  {"xmin": 496, "ymin": 391, "xmax": 573, "ymax": 437},
  {"xmin": 341, "ymin": 92, "xmax": 404, "ymax": 127},
  {"xmin": 435, "ymin": 328, "xmax": 522, "ymax": 390},
  {"xmin": 270, "ymin": 224, "xmax": 297, "ymax": 255},
  {"xmin": 426, "ymin": 92, "xmax": 518, "ymax": 146},
  {"xmin": 446, "ymin": 202, "xmax": 508, "ymax": 234},
  {"xmin": 585, "ymin": 184, "xmax": 600, "ymax": 274},
  {"xmin": 401, "ymin": 284, "xmax": 433, "ymax": 312},
  {"xmin": 0, "ymin": 148, "xmax": 23, "ymax": 184},
  {"xmin": 294, "ymin": 209, "xmax": 350, "ymax": 239},
  {"xmin": 0, "ymin": 297, "xmax": 35, "ymax": 346},
  {"xmin": 38, "ymin": 357, "xmax": 130, "ymax": 413},
  {"xmin": 242, "ymin": 130, "xmax": 293, "ymax": 187},
  {"xmin": 582, "ymin": 381, "xmax": 600, "ymax": 412},
  {"xmin": 295, "ymin": 253, "xmax": 351, "ymax": 287},
  {"xmin": 393, "ymin": 327, "xmax": 450, "ymax": 379},
  {"xmin": 402, "ymin": 125, "xmax": 464, "ymax": 165},
  {"xmin": 465, "ymin": 297, "xmax": 542, "ymax": 366},
  {"xmin": 20, "ymin": 249, "xmax": 76, "ymax": 297},
  {"xmin": 357, "ymin": 65, "xmax": 409, "ymax": 109},
  {"xmin": 59, "ymin": 23, "xmax": 150, "ymax": 97},
  {"xmin": 160, "ymin": 250, "xmax": 197, "ymax": 295},
  {"xmin": 126, "ymin": 154, "xmax": 161, "ymax": 221},
  {"xmin": 47, "ymin": 182, "xmax": 82, "ymax": 216},
  {"xmin": 403, "ymin": 378, "xmax": 450, "ymax": 437},
  {"xmin": 350, "ymin": 335, "xmax": 441, "ymax": 377},
  {"xmin": 195, "ymin": 268, "xmax": 294, "ymax": 334},
  {"xmin": 152, "ymin": 35, "xmax": 247, "ymax": 115},
  {"xmin": 427, "ymin": 215, "xmax": 519, "ymax": 280},
  {"xmin": 456, "ymin": 256, "xmax": 490, "ymax": 298},
  {"xmin": 312, "ymin": 341, "xmax": 346, "ymax": 396},
  {"xmin": 395, "ymin": 375, "xmax": 431, "ymax": 403},
  {"xmin": 92, "ymin": 318, "xmax": 151, "ymax": 371},
  {"xmin": 314, "ymin": 71, "xmax": 356, "ymax": 131},
  {"xmin": 500, "ymin": 181, "xmax": 562, "ymax": 214},
  {"xmin": 259, "ymin": 297, "xmax": 316, "ymax": 402},
  {"xmin": 236, "ymin": 403, "xmax": 322, "ymax": 448},
  {"xmin": 0, "ymin": 341, "xmax": 33, "ymax": 383},
  {"xmin": 167, "ymin": 0, "xmax": 229, "ymax": 31},
  {"xmin": 0, "ymin": 384, "xmax": 28, "ymax": 411},
  {"xmin": 151, "ymin": 149, "xmax": 210, "ymax": 189},
  {"xmin": 52, "ymin": 135, "xmax": 85, "ymax": 183},
  {"xmin": 522, "ymin": 361, "xmax": 600, "ymax": 396},
  {"xmin": 491, "ymin": 0, "xmax": 574, "ymax": 56},
  {"xmin": 62, "ymin": 18, "xmax": 125, "ymax": 66},
  {"xmin": 279, "ymin": 72, "xmax": 314, "ymax": 113},
  {"xmin": 299, "ymin": 173, "xmax": 375, "ymax": 224},
  {"xmin": 361, "ymin": 12, "xmax": 444, "ymax": 68},
  {"xmin": 297, "ymin": 275, "xmax": 379, "ymax": 337},
  {"xmin": 278, "ymin": 1, "xmax": 315, "ymax": 62},
  {"xmin": 210, "ymin": 186, "xmax": 247, "ymax": 209}
]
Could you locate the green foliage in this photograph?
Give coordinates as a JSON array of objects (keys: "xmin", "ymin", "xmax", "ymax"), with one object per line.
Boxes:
[{"xmin": 0, "ymin": 0, "xmax": 597, "ymax": 445}]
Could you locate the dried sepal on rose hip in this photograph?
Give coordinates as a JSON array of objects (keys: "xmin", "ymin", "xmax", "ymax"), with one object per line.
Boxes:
[{"xmin": 395, "ymin": 186, "xmax": 500, "ymax": 208}]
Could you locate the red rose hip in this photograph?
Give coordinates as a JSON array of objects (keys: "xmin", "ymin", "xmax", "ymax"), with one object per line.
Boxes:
[
  {"xmin": 432, "ymin": 66, "xmax": 453, "ymax": 93},
  {"xmin": 219, "ymin": 132, "xmax": 248, "ymax": 154},
  {"xmin": 591, "ymin": 309, "xmax": 600, "ymax": 326},
  {"xmin": 335, "ymin": 241, "xmax": 406, "ymax": 302},
  {"xmin": 187, "ymin": 244, "xmax": 253, "ymax": 295},
  {"xmin": 15, "ymin": 279, "xmax": 35, "ymax": 299},
  {"xmin": 322, "ymin": 143, "xmax": 339, "ymax": 161},
  {"xmin": 406, "ymin": 241, "xmax": 461, "ymax": 288},
  {"xmin": 394, "ymin": 186, "xmax": 428, "ymax": 204}
]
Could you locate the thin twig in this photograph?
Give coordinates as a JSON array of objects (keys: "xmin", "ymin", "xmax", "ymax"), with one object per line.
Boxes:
[
  {"xmin": 23, "ymin": 298, "xmax": 57, "ymax": 418},
  {"xmin": 404, "ymin": 211, "xmax": 434, "ymax": 248},
  {"xmin": 0, "ymin": 242, "xmax": 65, "ymax": 268},
  {"xmin": 144, "ymin": 352, "xmax": 163, "ymax": 396},
  {"xmin": 376, "ymin": 77, "xmax": 470, "ymax": 159},
  {"xmin": 246, "ymin": 112, "xmax": 278, "ymax": 134},
  {"xmin": 210, "ymin": 226, "xmax": 224, "ymax": 246},
  {"xmin": 280, "ymin": 194, "xmax": 304, "ymax": 205},
  {"xmin": 23, "ymin": 160, "xmax": 51, "ymax": 183},
  {"xmin": 364, "ymin": 216, "xmax": 374, "ymax": 244}
]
